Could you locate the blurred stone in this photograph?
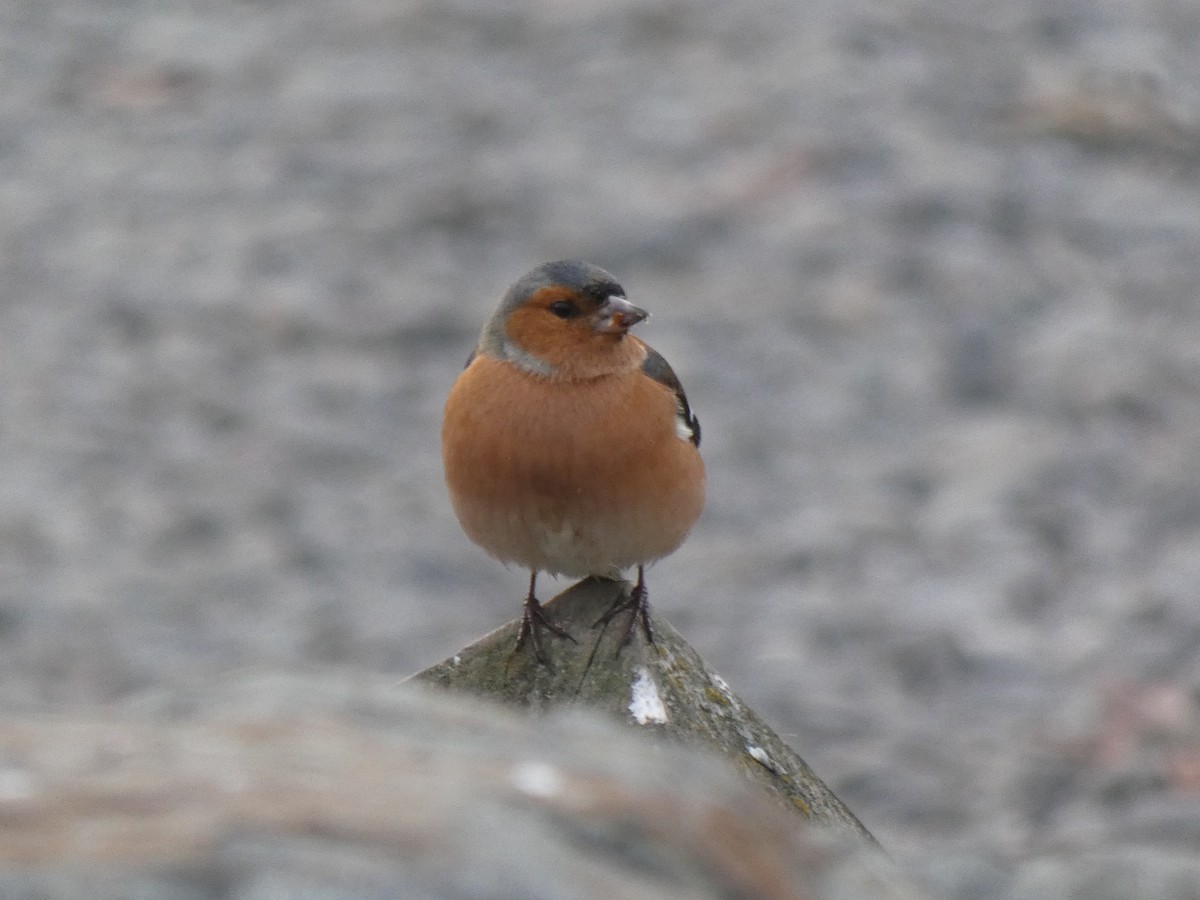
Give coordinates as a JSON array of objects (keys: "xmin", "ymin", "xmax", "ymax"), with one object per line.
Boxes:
[
  {"xmin": 0, "ymin": 670, "xmax": 925, "ymax": 900},
  {"xmin": 946, "ymin": 319, "xmax": 1012, "ymax": 405},
  {"xmin": 1008, "ymin": 846, "xmax": 1200, "ymax": 900},
  {"xmin": 1008, "ymin": 72, "xmax": 1200, "ymax": 159}
]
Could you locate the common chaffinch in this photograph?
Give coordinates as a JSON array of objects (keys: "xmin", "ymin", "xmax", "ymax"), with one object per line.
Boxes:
[{"xmin": 442, "ymin": 260, "xmax": 705, "ymax": 661}]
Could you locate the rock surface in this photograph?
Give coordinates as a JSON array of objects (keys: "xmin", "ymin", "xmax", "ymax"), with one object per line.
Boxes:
[
  {"xmin": 415, "ymin": 576, "xmax": 875, "ymax": 841},
  {"xmin": 0, "ymin": 672, "xmax": 923, "ymax": 899}
]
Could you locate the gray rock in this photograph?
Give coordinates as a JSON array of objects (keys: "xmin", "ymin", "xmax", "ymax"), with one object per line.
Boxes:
[
  {"xmin": 0, "ymin": 671, "xmax": 927, "ymax": 899},
  {"xmin": 413, "ymin": 576, "xmax": 875, "ymax": 841}
]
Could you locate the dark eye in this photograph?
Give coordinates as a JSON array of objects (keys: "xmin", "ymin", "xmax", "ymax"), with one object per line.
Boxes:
[{"xmin": 548, "ymin": 300, "xmax": 578, "ymax": 319}]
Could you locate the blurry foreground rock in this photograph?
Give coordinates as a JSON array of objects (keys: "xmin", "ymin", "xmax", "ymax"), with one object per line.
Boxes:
[
  {"xmin": 0, "ymin": 670, "xmax": 927, "ymax": 899},
  {"xmin": 416, "ymin": 577, "xmax": 874, "ymax": 840}
]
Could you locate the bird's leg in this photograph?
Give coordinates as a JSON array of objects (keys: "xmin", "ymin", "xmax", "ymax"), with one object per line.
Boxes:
[
  {"xmin": 596, "ymin": 565, "xmax": 655, "ymax": 648},
  {"xmin": 513, "ymin": 570, "xmax": 576, "ymax": 664}
]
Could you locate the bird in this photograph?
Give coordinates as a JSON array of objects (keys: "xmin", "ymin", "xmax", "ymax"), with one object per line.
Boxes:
[{"xmin": 441, "ymin": 260, "xmax": 705, "ymax": 662}]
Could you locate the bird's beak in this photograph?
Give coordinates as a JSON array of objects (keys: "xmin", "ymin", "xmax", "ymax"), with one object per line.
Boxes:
[{"xmin": 594, "ymin": 295, "xmax": 649, "ymax": 333}]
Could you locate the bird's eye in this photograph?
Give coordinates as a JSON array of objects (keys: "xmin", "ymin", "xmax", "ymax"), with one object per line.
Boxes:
[{"xmin": 548, "ymin": 300, "xmax": 578, "ymax": 319}]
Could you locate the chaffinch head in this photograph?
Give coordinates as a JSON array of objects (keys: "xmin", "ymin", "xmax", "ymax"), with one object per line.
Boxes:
[{"xmin": 442, "ymin": 260, "xmax": 705, "ymax": 661}]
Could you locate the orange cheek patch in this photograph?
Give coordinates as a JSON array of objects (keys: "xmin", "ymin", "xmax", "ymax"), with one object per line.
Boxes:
[{"xmin": 502, "ymin": 303, "xmax": 587, "ymax": 370}]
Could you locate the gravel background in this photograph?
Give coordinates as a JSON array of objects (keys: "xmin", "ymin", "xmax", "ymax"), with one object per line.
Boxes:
[{"xmin": 5, "ymin": 1, "xmax": 1200, "ymax": 896}]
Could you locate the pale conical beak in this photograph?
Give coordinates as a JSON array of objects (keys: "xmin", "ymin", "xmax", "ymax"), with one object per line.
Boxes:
[{"xmin": 594, "ymin": 295, "xmax": 649, "ymax": 333}]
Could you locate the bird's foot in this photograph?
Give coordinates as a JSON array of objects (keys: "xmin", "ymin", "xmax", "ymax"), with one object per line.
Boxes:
[
  {"xmin": 595, "ymin": 575, "xmax": 654, "ymax": 649},
  {"xmin": 513, "ymin": 595, "xmax": 576, "ymax": 665}
]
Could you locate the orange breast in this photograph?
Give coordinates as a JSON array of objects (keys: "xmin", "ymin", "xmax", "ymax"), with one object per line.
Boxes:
[{"xmin": 441, "ymin": 355, "xmax": 705, "ymax": 576}]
